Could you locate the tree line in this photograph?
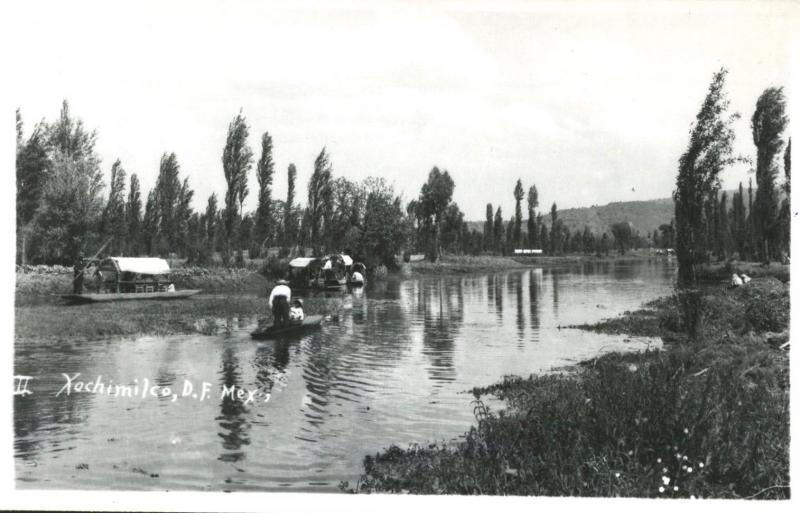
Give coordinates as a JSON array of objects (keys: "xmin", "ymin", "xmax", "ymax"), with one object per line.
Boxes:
[
  {"xmin": 17, "ymin": 79, "xmax": 787, "ymax": 272},
  {"xmin": 16, "ymin": 102, "xmax": 407, "ymax": 270},
  {"xmin": 674, "ymin": 69, "xmax": 790, "ymax": 293}
]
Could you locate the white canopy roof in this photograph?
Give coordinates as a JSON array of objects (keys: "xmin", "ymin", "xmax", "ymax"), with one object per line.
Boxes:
[
  {"xmin": 289, "ymin": 257, "xmax": 318, "ymax": 268},
  {"xmin": 102, "ymin": 257, "xmax": 172, "ymax": 275}
]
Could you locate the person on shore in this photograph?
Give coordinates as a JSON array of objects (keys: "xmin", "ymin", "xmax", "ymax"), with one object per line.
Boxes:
[
  {"xmin": 730, "ymin": 273, "xmax": 743, "ymax": 287},
  {"xmin": 289, "ymin": 298, "xmax": 305, "ymax": 323},
  {"xmin": 73, "ymin": 252, "xmax": 85, "ymax": 294},
  {"xmin": 269, "ymin": 279, "xmax": 292, "ymax": 328}
]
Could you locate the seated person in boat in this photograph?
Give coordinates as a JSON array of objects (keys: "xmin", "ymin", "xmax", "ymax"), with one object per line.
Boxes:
[
  {"xmin": 289, "ymin": 298, "xmax": 305, "ymax": 323},
  {"xmin": 269, "ymin": 279, "xmax": 292, "ymax": 328}
]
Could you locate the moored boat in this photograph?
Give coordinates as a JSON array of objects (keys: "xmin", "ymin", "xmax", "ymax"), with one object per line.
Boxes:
[{"xmin": 63, "ymin": 257, "xmax": 200, "ymax": 303}]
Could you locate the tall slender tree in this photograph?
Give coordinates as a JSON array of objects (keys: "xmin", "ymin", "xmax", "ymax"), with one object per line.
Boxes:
[
  {"xmin": 222, "ymin": 110, "xmax": 253, "ymax": 264},
  {"xmin": 308, "ymin": 148, "xmax": 333, "ymax": 255},
  {"xmin": 142, "ymin": 189, "xmax": 159, "ymax": 256},
  {"xmin": 550, "ymin": 203, "xmax": 559, "ymax": 255},
  {"xmin": 484, "ymin": 203, "xmax": 494, "ymax": 252},
  {"xmin": 126, "ymin": 173, "xmax": 142, "ymax": 256},
  {"xmin": 285, "ymin": 163, "xmax": 297, "ymax": 247},
  {"xmin": 102, "ymin": 159, "xmax": 127, "ymax": 255},
  {"xmin": 493, "ymin": 207, "xmax": 504, "ymax": 254},
  {"xmin": 254, "ymin": 131, "xmax": 274, "ymax": 255},
  {"xmin": 674, "ymin": 69, "xmax": 739, "ymax": 290},
  {"xmin": 155, "ymin": 152, "xmax": 181, "ymax": 255},
  {"xmin": 673, "ymin": 69, "xmax": 739, "ymax": 340},
  {"xmin": 204, "ymin": 193, "xmax": 219, "ymax": 262},
  {"xmin": 513, "ymin": 179, "xmax": 524, "ymax": 248},
  {"xmin": 527, "ymin": 185, "xmax": 538, "ymax": 249},
  {"xmin": 751, "ymin": 87, "xmax": 788, "ymax": 263}
]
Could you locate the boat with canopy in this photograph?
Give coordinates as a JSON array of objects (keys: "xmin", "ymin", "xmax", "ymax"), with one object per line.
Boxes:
[{"xmin": 61, "ymin": 257, "xmax": 201, "ymax": 303}]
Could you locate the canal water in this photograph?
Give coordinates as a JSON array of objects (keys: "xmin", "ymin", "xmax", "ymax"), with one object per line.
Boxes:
[{"xmin": 15, "ymin": 260, "xmax": 676, "ymax": 491}]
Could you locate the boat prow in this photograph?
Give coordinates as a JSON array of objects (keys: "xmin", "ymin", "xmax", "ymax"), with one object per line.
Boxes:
[
  {"xmin": 250, "ymin": 315, "xmax": 324, "ymax": 340},
  {"xmin": 61, "ymin": 289, "xmax": 202, "ymax": 303}
]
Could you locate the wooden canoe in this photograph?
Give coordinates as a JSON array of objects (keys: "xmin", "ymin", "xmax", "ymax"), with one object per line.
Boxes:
[
  {"xmin": 250, "ymin": 315, "xmax": 324, "ymax": 340},
  {"xmin": 61, "ymin": 289, "xmax": 201, "ymax": 303}
]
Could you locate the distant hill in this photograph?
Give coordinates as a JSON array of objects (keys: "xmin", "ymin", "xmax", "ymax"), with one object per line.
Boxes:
[
  {"xmin": 467, "ymin": 197, "xmax": 675, "ymax": 236},
  {"xmin": 467, "ymin": 188, "xmax": 757, "ymax": 236}
]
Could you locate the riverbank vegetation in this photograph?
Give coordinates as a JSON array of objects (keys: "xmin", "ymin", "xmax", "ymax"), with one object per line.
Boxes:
[
  {"xmin": 15, "ymin": 293, "xmax": 343, "ymax": 343},
  {"xmin": 345, "ymin": 275, "xmax": 789, "ymax": 498}
]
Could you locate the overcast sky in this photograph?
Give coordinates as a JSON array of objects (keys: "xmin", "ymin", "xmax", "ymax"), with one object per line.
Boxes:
[{"xmin": 8, "ymin": 0, "xmax": 797, "ymax": 219}]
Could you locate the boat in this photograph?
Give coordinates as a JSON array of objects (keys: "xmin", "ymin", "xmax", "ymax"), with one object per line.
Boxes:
[
  {"xmin": 319, "ymin": 255, "xmax": 348, "ymax": 289},
  {"xmin": 61, "ymin": 257, "xmax": 201, "ymax": 303},
  {"xmin": 61, "ymin": 289, "xmax": 201, "ymax": 303},
  {"xmin": 250, "ymin": 315, "xmax": 324, "ymax": 339},
  {"xmin": 288, "ymin": 257, "xmax": 322, "ymax": 290}
]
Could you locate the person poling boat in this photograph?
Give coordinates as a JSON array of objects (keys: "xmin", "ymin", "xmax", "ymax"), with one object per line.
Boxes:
[{"xmin": 268, "ymin": 279, "xmax": 292, "ymax": 328}]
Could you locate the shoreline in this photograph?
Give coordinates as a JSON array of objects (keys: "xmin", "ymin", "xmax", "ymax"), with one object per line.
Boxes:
[
  {"xmin": 404, "ymin": 253, "xmax": 668, "ymax": 276},
  {"xmin": 345, "ymin": 275, "xmax": 789, "ymax": 497}
]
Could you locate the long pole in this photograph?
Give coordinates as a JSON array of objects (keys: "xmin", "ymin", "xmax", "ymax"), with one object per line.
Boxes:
[{"xmin": 72, "ymin": 238, "xmax": 113, "ymax": 283}]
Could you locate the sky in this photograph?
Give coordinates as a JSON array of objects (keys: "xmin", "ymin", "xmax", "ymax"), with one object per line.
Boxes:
[{"xmin": 6, "ymin": 0, "xmax": 798, "ymax": 220}]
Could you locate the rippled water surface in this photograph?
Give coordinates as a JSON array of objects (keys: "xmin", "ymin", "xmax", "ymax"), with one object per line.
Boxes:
[{"xmin": 15, "ymin": 260, "xmax": 675, "ymax": 491}]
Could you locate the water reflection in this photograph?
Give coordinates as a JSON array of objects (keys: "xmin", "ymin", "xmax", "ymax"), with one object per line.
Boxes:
[
  {"xmin": 217, "ymin": 346, "xmax": 250, "ymax": 463},
  {"xmin": 15, "ymin": 260, "xmax": 676, "ymax": 491},
  {"xmin": 529, "ymin": 269, "xmax": 542, "ymax": 339}
]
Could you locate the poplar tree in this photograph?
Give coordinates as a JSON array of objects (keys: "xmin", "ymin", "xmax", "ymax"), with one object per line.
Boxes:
[
  {"xmin": 484, "ymin": 203, "xmax": 494, "ymax": 252},
  {"xmin": 102, "ymin": 159, "xmax": 127, "ymax": 255},
  {"xmin": 222, "ymin": 110, "xmax": 253, "ymax": 264},
  {"xmin": 254, "ymin": 131, "xmax": 274, "ymax": 255},
  {"xmin": 126, "ymin": 174, "xmax": 142, "ymax": 256},
  {"xmin": 308, "ymin": 148, "xmax": 333, "ymax": 255},
  {"xmin": 155, "ymin": 152, "xmax": 181, "ymax": 255},
  {"xmin": 527, "ymin": 185, "xmax": 538, "ymax": 249},
  {"xmin": 493, "ymin": 207, "xmax": 504, "ymax": 253},
  {"xmin": 752, "ymin": 87, "xmax": 788, "ymax": 263},
  {"xmin": 674, "ymin": 69, "xmax": 739, "ymax": 289},
  {"xmin": 674, "ymin": 69, "xmax": 739, "ymax": 340},
  {"xmin": 285, "ymin": 163, "xmax": 297, "ymax": 247},
  {"xmin": 513, "ymin": 179, "xmax": 524, "ymax": 248}
]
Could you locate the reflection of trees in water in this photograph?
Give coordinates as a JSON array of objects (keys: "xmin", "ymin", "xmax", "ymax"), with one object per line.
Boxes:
[
  {"xmin": 297, "ymin": 288, "xmax": 413, "ymax": 432},
  {"xmin": 551, "ymin": 270, "xmax": 560, "ymax": 316},
  {"xmin": 515, "ymin": 273, "xmax": 525, "ymax": 346},
  {"xmin": 529, "ymin": 269, "xmax": 542, "ymax": 334},
  {"xmin": 253, "ymin": 339, "xmax": 291, "ymax": 395},
  {"xmin": 13, "ymin": 344, "xmax": 97, "ymax": 461},
  {"xmin": 216, "ymin": 346, "xmax": 250, "ymax": 463},
  {"xmin": 491, "ymin": 274, "xmax": 503, "ymax": 322},
  {"xmin": 419, "ymin": 278, "xmax": 465, "ymax": 385}
]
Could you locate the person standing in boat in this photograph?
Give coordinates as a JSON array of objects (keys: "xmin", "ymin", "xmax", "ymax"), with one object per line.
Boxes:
[
  {"xmin": 73, "ymin": 252, "xmax": 85, "ymax": 294},
  {"xmin": 269, "ymin": 279, "xmax": 292, "ymax": 328}
]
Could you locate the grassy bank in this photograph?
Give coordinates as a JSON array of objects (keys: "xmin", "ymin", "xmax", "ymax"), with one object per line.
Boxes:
[
  {"xmin": 697, "ymin": 261, "xmax": 790, "ymax": 284},
  {"xmin": 15, "ymin": 294, "xmax": 344, "ymax": 343},
  {"xmin": 405, "ymin": 252, "xmax": 660, "ymax": 275},
  {"xmin": 346, "ymin": 276, "xmax": 789, "ymax": 498},
  {"xmin": 15, "ymin": 265, "xmax": 270, "ymax": 305}
]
